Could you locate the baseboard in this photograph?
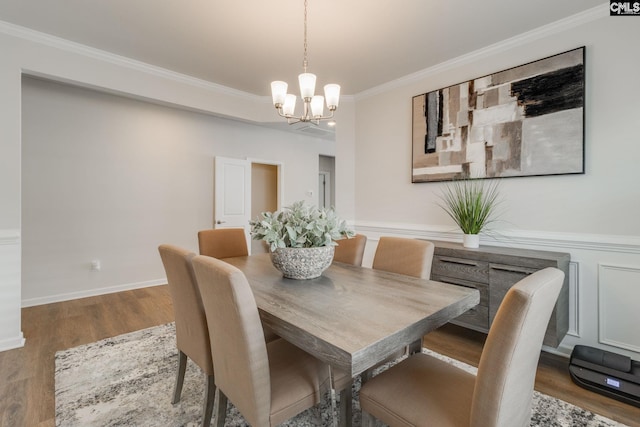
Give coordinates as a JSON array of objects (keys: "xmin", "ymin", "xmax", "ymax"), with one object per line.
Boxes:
[
  {"xmin": 0, "ymin": 332, "xmax": 25, "ymax": 352},
  {"xmin": 21, "ymin": 278, "xmax": 167, "ymax": 308}
]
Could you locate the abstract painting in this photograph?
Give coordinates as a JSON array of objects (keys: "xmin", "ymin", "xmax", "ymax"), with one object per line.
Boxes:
[{"xmin": 412, "ymin": 47, "xmax": 585, "ymax": 183}]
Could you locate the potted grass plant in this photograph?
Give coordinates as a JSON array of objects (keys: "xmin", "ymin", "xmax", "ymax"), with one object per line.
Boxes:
[
  {"xmin": 250, "ymin": 201, "xmax": 354, "ymax": 279},
  {"xmin": 438, "ymin": 178, "xmax": 501, "ymax": 248}
]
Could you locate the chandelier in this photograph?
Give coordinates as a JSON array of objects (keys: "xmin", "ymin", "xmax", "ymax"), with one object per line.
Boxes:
[{"xmin": 270, "ymin": 0, "xmax": 340, "ymax": 125}]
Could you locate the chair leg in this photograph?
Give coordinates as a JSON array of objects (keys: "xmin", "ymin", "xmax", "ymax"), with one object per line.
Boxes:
[
  {"xmin": 201, "ymin": 374, "xmax": 216, "ymax": 427},
  {"xmin": 361, "ymin": 409, "xmax": 377, "ymax": 427},
  {"xmin": 215, "ymin": 390, "xmax": 228, "ymax": 427},
  {"xmin": 172, "ymin": 350, "xmax": 188, "ymax": 404},
  {"xmin": 339, "ymin": 385, "xmax": 352, "ymax": 427},
  {"xmin": 311, "ymin": 404, "xmax": 323, "ymax": 427}
]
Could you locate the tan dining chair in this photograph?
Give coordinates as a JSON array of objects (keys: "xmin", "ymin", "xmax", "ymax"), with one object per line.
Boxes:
[
  {"xmin": 359, "ymin": 267, "xmax": 565, "ymax": 427},
  {"xmin": 191, "ymin": 255, "xmax": 351, "ymax": 427},
  {"xmin": 333, "ymin": 234, "xmax": 367, "ymax": 266},
  {"xmin": 369, "ymin": 237, "xmax": 436, "ymax": 363},
  {"xmin": 158, "ymin": 244, "xmax": 215, "ymax": 427},
  {"xmin": 198, "ymin": 228, "xmax": 248, "ymax": 259},
  {"xmin": 372, "ymin": 236, "xmax": 435, "ymax": 279},
  {"xmin": 198, "ymin": 227, "xmax": 279, "ymax": 343}
]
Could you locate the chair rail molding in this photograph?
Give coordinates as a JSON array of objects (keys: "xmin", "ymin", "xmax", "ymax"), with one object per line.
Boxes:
[
  {"xmin": 355, "ymin": 221, "xmax": 640, "ymax": 254},
  {"xmin": 0, "ymin": 228, "xmax": 20, "ymax": 245}
]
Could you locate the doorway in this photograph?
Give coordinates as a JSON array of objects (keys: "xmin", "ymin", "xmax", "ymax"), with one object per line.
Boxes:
[
  {"xmin": 318, "ymin": 155, "xmax": 335, "ymax": 208},
  {"xmin": 251, "ymin": 162, "xmax": 280, "ymax": 253}
]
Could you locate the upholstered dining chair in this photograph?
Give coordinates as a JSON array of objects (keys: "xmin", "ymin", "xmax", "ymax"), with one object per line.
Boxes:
[
  {"xmin": 333, "ymin": 234, "xmax": 367, "ymax": 266},
  {"xmin": 359, "ymin": 267, "xmax": 565, "ymax": 427},
  {"xmin": 368, "ymin": 237, "xmax": 436, "ymax": 363},
  {"xmin": 192, "ymin": 255, "xmax": 351, "ymax": 427},
  {"xmin": 198, "ymin": 227, "xmax": 279, "ymax": 343},
  {"xmin": 198, "ymin": 228, "xmax": 248, "ymax": 259},
  {"xmin": 158, "ymin": 244, "xmax": 215, "ymax": 427},
  {"xmin": 372, "ymin": 236, "xmax": 435, "ymax": 279}
]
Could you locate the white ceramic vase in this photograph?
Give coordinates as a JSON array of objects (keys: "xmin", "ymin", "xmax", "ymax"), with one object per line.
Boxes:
[
  {"xmin": 463, "ymin": 234, "xmax": 480, "ymax": 249},
  {"xmin": 270, "ymin": 246, "xmax": 335, "ymax": 279}
]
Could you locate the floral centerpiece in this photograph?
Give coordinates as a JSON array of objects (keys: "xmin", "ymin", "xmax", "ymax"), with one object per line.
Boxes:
[{"xmin": 250, "ymin": 201, "xmax": 354, "ymax": 279}]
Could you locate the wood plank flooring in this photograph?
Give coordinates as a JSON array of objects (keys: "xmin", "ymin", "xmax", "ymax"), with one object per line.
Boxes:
[
  {"xmin": 0, "ymin": 284, "xmax": 638, "ymax": 426},
  {"xmin": 0, "ymin": 286, "xmax": 174, "ymax": 427}
]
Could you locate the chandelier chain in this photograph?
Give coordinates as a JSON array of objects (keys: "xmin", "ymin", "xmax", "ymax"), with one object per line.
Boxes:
[
  {"xmin": 302, "ymin": 0, "xmax": 308, "ymax": 72},
  {"xmin": 270, "ymin": 0, "xmax": 339, "ymax": 125}
]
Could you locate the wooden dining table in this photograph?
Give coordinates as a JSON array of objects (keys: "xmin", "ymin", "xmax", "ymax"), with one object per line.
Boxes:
[{"xmin": 223, "ymin": 253, "xmax": 480, "ymax": 378}]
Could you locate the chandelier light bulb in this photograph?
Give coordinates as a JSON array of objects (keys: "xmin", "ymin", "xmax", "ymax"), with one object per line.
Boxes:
[
  {"xmin": 282, "ymin": 94, "xmax": 297, "ymax": 116},
  {"xmin": 271, "ymin": 81, "xmax": 288, "ymax": 106},
  {"xmin": 310, "ymin": 95, "xmax": 324, "ymax": 118},
  {"xmin": 324, "ymin": 84, "xmax": 340, "ymax": 110},
  {"xmin": 298, "ymin": 73, "xmax": 317, "ymax": 100}
]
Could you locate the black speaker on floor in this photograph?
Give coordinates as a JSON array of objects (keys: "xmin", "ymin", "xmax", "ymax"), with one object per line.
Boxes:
[{"xmin": 569, "ymin": 345, "xmax": 640, "ymax": 407}]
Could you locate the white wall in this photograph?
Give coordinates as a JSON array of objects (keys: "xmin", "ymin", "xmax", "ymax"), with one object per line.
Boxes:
[
  {"xmin": 21, "ymin": 77, "xmax": 334, "ymax": 305},
  {"xmin": 0, "ymin": 22, "xmax": 354, "ymax": 351},
  {"xmin": 352, "ymin": 9, "xmax": 640, "ymax": 359}
]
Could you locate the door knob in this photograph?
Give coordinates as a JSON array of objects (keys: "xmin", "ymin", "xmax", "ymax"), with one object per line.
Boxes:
[{"xmin": 216, "ymin": 220, "xmax": 226, "ymax": 224}]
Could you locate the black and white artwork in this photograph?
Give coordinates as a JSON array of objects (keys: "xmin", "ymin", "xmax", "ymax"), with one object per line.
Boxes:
[{"xmin": 412, "ymin": 47, "xmax": 585, "ymax": 183}]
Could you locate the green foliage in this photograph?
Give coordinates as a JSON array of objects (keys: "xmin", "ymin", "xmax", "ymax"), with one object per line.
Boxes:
[
  {"xmin": 250, "ymin": 201, "xmax": 355, "ymax": 251},
  {"xmin": 438, "ymin": 178, "xmax": 501, "ymax": 235}
]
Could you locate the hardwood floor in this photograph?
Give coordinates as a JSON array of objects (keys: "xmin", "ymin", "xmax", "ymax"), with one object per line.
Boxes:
[
  {"xmin": 0, "ymin": 285, "xmax": 638, "ymax": 426},
  {"xmin": 0, "ymin": 286, "xmax": 174, "ymax": 427}
]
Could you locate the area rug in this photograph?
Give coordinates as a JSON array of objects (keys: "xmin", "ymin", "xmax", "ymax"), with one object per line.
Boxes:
[{"xmin": 55, "ymin": 323, "xmax": 627, "ymax": 426}]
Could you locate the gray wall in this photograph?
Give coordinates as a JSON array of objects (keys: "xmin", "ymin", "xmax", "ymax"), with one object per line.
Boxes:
[{"xmin": 21, "ymin": 77, "xmax": 334, "ymax": 304}]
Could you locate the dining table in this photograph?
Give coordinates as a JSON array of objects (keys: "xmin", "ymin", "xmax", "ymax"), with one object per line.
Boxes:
[{"xmin": 223, "ymin": 253, "xmax": 480, "ymax": 424}]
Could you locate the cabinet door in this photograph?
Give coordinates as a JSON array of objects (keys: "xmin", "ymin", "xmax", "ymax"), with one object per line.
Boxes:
[
  {"xmin": 431, "ymin": 274, "xmax": 490, "ymax": 331},
  {"xmin": 488, "ymin": 263, "xmax": 537, "ymax": 324}
]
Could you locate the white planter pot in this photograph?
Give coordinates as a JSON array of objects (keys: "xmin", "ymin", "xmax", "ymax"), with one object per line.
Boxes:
[
  {"xmin": 270, "ymin": 246, "xmax": 335, "ymax": 279},
  {"xmin": 463, "ymin": 234, "xmax": 480, "ymax": 249}
]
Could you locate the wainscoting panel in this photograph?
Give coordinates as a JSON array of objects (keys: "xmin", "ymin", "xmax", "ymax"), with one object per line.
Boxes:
[
  {"xmin": 598, "ymin": 264, "xmax": 640, "ymax": 353},
  {"xmin": 567, "ymin": 261, "xmax": 580, "ymax": 337}
]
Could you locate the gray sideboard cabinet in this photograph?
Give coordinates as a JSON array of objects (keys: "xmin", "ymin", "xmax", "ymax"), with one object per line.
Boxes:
[{"xmin": 428, "ymin": 240, "xmax": 570, "ymax": 347}]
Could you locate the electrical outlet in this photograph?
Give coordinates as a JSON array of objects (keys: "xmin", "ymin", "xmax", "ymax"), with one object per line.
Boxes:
[{"xmin": 91, "ymin": 260, "xmax": 101, "ymax": 271}]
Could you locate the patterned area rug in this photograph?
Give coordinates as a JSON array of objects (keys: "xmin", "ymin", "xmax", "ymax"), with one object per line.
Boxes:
[{"xmin": 55, "ymin": 323, "xmax": 626, "ymax": 426}]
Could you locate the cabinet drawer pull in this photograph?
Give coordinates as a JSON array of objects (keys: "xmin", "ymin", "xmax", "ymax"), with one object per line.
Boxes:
[
  {"xmin": 490, "ymin": 264, "xmax": 534, "ymax": 275},
  {"xmin": 439, "ymin": 257, "xmax": 479, "ymax": 267}
]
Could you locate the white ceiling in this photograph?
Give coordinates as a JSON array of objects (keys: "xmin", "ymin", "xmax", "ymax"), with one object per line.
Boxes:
[{"xmin": 0, "ymin": 0, "xmax": 605, "ymax": 96}]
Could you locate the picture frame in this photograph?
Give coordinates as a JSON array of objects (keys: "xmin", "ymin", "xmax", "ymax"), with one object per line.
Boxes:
[{"xmin": 412, "ymin": 47, "xmax": 585, "ymax": 183}]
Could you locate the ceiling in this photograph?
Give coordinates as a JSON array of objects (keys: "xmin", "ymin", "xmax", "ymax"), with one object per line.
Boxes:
[{"xmin": 0, "ymin": 0, "xmax": 606, "ymax": 97}]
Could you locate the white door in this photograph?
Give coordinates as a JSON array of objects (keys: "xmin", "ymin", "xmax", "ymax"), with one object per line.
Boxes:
[{"xmin": 214, "ymin": 157, "xmax": 251, "ymax": 234}]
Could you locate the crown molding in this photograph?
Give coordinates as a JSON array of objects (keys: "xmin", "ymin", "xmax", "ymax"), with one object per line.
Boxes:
[
  {"xmin": 0, "ymin": 19, "xmax": 262, "ymax": 102},
  {"xmin": 355, "ymin": 3, "xmax": 609, "ymax": 100}
]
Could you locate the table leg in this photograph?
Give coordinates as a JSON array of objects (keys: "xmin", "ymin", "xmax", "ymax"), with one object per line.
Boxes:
[{"xmin": 408, "ymin": 338, "xmax": 422, "ymax": 355}]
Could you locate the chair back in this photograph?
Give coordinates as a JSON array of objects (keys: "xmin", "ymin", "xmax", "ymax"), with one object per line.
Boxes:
[
  {"xmin": 333, "ymin": 234, "xmax": 367, "ymax": 266},
  {"xmin": 192, "ymin": 255, "xmax": 271, "ymax": 427},
  {"xmin": 198, "ymin": 228, "xmax": 248, "ymax": 258},
  {"xmin": 158, "ymin": 244, "xmax": 213, "ymax": 375},
  {"xmin": 372, "ymin": 237, "xmax": 435, "ymax": 279},
  {"xmin": 471, "ymin": 267, "xmax": 564, "ymax": 427}
]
